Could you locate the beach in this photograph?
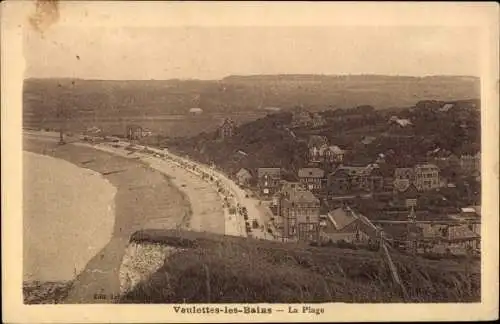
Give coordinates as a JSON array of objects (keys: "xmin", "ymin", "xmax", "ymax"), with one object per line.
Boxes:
[
  {"xmin": 23, "ymin": 151, "xmax": 117, "ymax": 282},
  {"xmin": 23, "ymin": 138, "xmax": 192, "ymax": 303}
]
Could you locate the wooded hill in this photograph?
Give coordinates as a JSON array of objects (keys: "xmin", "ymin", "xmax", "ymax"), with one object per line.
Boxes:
[{"xmin": 165, "ymin": 99, "xmax": 480, "ymax": 178}]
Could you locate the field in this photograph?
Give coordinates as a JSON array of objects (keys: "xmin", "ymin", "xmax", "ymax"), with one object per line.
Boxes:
[
  {"xmin": 120, "ymin": 229, "xmax": 480, "ymax": 303},
  {"xmin": 23, "ymin": 75, "xmax": 480, "ymax": 137}
]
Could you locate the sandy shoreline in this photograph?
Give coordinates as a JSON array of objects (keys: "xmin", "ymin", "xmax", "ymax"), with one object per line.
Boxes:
[{"xmin": 23, "ymin": 138, "xmax": 192, "ymax": 303}]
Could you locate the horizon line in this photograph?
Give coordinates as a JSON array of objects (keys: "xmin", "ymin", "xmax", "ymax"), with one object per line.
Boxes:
[{"xmin": 23, "ymin": 73, "xmax": 481, "ymax": 82}]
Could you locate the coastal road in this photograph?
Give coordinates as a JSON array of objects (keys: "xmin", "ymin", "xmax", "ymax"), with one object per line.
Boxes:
[{"xmin": 157, "ymin": 150, "xmax": 272, "ymax": 240}]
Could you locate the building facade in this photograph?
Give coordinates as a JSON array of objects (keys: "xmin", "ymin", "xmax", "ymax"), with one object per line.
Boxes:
[
  {"xmin": 298, "ymin": 168, "xmax": 325, "ymax": 191},
  {"xmin": 310, "ymin": 145, "xmax": 345, "ymax": 164},
  {"xmin": 126, "ymin": 124, "xmax": 143, "ymax": 140},
  {"xmin": 327, "ymin": 165, "xmax": 384, "ymax": 196},
  {"xmin": 257, "ymin": 168, "xmax": 282, "ymax": 196},
  {"xmin": 279, "ymin": 186, "xmax": 320, "ymax": 242},
  {"xmin": 235, "ymin": 168, "xmax": 252, "ymax": 186},
  {"xmin": 311, "ymin": 112, "xmax": 326, "ymax": 128},
  {"xmin": 307, "ymin": 135, "xmax": 329, "ymax": 162},
  {"xmin": 291, "ymin": 107, "xmax": 313, "ymax": 127},
  {"xmin": 323, "ymin": 145, "xmax": 345, "ymax": 163},
  {"xmin": 413, "ymin": 164, "xmax": 440, "ymax": 191},
  {"xmin": 460, "ymin": 153, "xmax": 481, "ymax": 174},
  {"xmin": 219, "ymin": 118, "xmax": 236, "ymax": 139},
  {"xmin": 394, "ymin": 164, "xmax": 440, "ymax": 192}
]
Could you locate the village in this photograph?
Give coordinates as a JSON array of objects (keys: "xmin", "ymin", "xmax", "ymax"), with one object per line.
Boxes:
[
  {"xmin": 77, "ymin": 99, "xmax": 481, "ymax": 260},
  {"xmin": 204, "ymin": 101, "xmax": 480, "ymax": 258}
]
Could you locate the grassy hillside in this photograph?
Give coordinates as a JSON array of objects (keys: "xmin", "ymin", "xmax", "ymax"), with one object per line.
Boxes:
[{"xmin": 119, "ymin": 229, "xmax": 480, "ymax": 303}]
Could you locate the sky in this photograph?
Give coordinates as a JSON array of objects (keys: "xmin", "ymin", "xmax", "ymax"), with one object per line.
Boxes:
[{"xmin": 22, "ymin": 3, "xmax": 483, "ymax": 80}]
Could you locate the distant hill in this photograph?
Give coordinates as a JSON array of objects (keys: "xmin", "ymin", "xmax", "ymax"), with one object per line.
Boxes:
[{"xmin": 24, "ymin": 75, "xmax": 480, "ymax": 121}]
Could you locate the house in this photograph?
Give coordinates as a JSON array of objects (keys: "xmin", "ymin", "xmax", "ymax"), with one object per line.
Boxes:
[
  {"xmin": 280, "ymin": 180, "xmax": 307, "ymax": 193},
  {"xmin": 308, "ymin": 135, "xmax": 329, "ymax": 147},
  {"xmin": 307, "ymin": 135, "xmax": 329, "ymax": 162},
  {"xmin": 439, "ymin": 103, "xmax": 455, "ymax": 112},
  {"xmin": 460, "ymin": 152, "xmax": 481, "ymax": 174},
  {"xmin": 418, "ymin": 223, "xmax": 480, "ymax": 255},
  {"xmin": 360, "ymin": 136, "xmax": 376, "ymax": 145},
  {"xmin": 85, "ymin": 126, "xmax": 102, "ymax": 136},
  {"xmin": 327, "ymin": 165, "xmax": 384, "ymax": 196},
  {"xmin": 279, "ymin": 186, "xmax": 320, "ymax": 242},
  {"xmin": 328, "ymin": 166, "xmax": 366, "ymax": 195},
  {"xmin": 235, "ymin": 168, "xmax": 252, "ymax": 186},
  {"xmin": 320, "ymin": 207, "xmax": 380, "ymax": 244},
  {"xmin": 414, "ymin": 164, "xmax": 440, "ymax": 191},
  {"xmin": 275, "ymin": 181, "xmax": 308, "ymax": 215},
  {"xmin": 189, "ymin": 107, "xmax": 203, "ymax": 115},
  {"xmin": 309, "ymin": 143, "xmax": 345, "ymax": 164},
  {"xmin": 388, "ymin": 116, "xmax": 413, "ymax": 127},
  {"xmin": 142, "ymin": 128, "xmax": 153, "ymax": 137},
  {"xmin": 449, "ymin": 206, "xmax": 481, "ymax": 235},
  {"xmin": 257, "ymin": 168, "xmax": 282, "ymax": 196},
  {"xmin": 309, "ymin": 144, "xmax": 326, "ymax": 163},
  {"xmin": 323, "ymin": 145, "xmax": 345, "ymax": 163},
  {"xmin": 298, "ymin": 168, "xmax": 325, "ymax": 191},
  {"xmin": 393, "ymin": 164, "xmax": 440, "ymax": 192},
  {"xmin": 291, "ymin": 107, "xmax": 313, "ymax": 127},
  {"xmin": 446, "ymin": 225, "xmax": 481, "ymax": 252},
  {"xmin": 311, "ymin": 112, "xmax": 326, "ymax": 128},
  {"xmin": 219, "ymin": 118, "xmax": 236, "ymax": 139},
  {"xmin": 126, "ymin": 124, "xmax": 143, "ymax": 140}
]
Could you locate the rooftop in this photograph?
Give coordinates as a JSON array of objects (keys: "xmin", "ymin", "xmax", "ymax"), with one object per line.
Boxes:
[
  {"xmin": 331, "ymin": 165, "xmax": 372, "ymax": 177},
  {"xmin": 439, "ymin": 103, "xmax": 455, "ymax": 112},
  {"xmin": 284, "ymin": 189, "xmax": 319, "ymax": 204},
  {"xmin": 360, "ymin": 136, "xmax": 377, "ymax": 145},
  {"xmin": 281, "ymin": 181, "xmax": 307, "ymax": 193},
  {"xmin": 415, "ymin": 163, "xmax": 439, "ymax": 171},
  {"xmin": 221, "ymin": 118, "xmax": 236, "ymax": 127},
  {"xmin": 323, "ymin": 145, "xmax": 344, "ymax": 154},
  {"xmin": 327, "ymin": 207, "xmax": 357, "ymax": 231},
  {"xmin": 298, "ymin": 168, "xmax": 325, "ymax": 178},
  {"xmin": 258, "ymin": 167, "xmax": 281, "ymax": 178},
  {"xmin": 308, "ymin": 135, "xmax": 329, "ymax": 147},
  {"xmin": 236, "ymin": 168, "xmax": 252, "ymax": 178}
]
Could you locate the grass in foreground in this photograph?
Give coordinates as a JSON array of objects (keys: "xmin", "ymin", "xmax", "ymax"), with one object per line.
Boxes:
[{"xmin": 120, "ymin": 230, "xmax": 480, "ymax": 303}]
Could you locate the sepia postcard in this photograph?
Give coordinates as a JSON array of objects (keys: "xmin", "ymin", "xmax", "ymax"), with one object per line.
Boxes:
[{"xmin": 2, "ymin": 0, "xmax": 499, "ymax": 323}]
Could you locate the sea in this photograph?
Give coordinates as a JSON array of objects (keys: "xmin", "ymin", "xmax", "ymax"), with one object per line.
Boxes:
[{"xmin": 23, "ymin": 151, "xmax": 117, "ymax": 281}]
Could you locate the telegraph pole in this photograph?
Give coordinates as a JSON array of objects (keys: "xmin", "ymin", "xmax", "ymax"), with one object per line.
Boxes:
[{"xmin": 57, "ymin": 104, "xmax": 66, "ymax": 145}]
